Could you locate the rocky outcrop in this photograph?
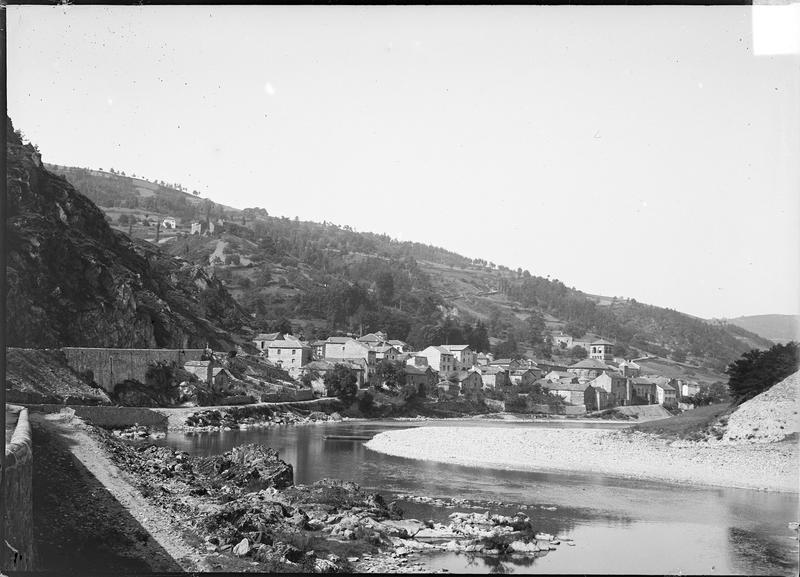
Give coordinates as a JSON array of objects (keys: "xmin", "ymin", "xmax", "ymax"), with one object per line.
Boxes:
[{"xmin": 6, "ymin": 117, "xmax": 247, "ymax": 350}]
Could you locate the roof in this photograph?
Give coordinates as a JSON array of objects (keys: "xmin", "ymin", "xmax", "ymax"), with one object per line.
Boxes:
[
  {"xmin": 546, "ymin": 370, "xmax": 575, "ymax": 379},
  {"xmin": 453, "ymin": 371, "xmax": 479, "ymax": 382},
  {"xmin": 268, "ymin": 340, "xmax": 309, "ymax": 349},
  {"xmin": 387, "ymin": 340, "xmax": 406, "ymax": 346},
  {"xmin": 543, "ymin": 380, "xmax": 588, "ymax": 392},
  {"xmin": 442, "ymin": 344, "xmax": 471, "ymax": 352},
  {"xmin": 254, "ymin": 332, "xmax": 283, "ymax": 341},
  {"xmin": 655, "ymin": 381, "xmax": 676, "ymax": 391},
  {"xmin": 371, "ymin": 345, "xmax": 397, "ymax": 353},
  {"xmin": 302, "ymin": 360, "xmax": 336, "ymax": 371},
  {"xmin": 631, "ymin": 377, "xmax": 655, "ymax": 385},
  {"xmin": 358, "ymin": 333, "xmax": 384, "ymax": 343},
  {"xmin": 185, "ymin": 360, "xmax": 211, "ymax": 367},
  {"xmin": 478, "ymin": 366, "xmax": 507, "ymax": 374},
  {"xmin": 423, "ymin": 345, "xmax": 453, "ymax": 356},
  {"xmin": 590, "ymin": 339, "xmax": 615, "ymax": 346},
  {"xmin": 569, "ymin": 359, "xmax": 613, "ymax": 370},
  {"xmin": 326, "ymin": 336, "xmax": 352, "ymax": 344},
  {"xmin": 405, "ymin": 365, "xmax": 433, "ymax": 375},
  {"xmin": 488, "ymin": 358, "xmax": 512, "ymax": 366}
]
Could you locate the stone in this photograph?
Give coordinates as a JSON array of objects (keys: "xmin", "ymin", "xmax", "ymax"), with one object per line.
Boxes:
[
  {"xmin": 534, "ymin": 532, "xmax": 554, "ymax": 541},
  {"xmin": 232, "ymin": 538, "xmax": 250, "ymax": 557},
  {"xmin": 507, "ymin": 540, "xmax": 539, "ymax": 553}
]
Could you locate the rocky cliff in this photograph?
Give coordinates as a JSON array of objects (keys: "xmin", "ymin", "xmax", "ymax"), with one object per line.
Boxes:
[{"xmin": 6, "ymin": 118, "xmax": 247, "ymax": 350}]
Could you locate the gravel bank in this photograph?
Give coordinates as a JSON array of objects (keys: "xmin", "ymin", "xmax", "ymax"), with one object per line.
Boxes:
[{"xmin": 366, "ymin": 427, "xmax": 799, "ymax": 493}]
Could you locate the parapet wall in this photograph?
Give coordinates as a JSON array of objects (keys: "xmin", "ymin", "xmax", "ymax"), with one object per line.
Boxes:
[
  {"xmin": 4, "ymin": 406, "xmax": 34, "ymax": 571},
  {"xmin": 62, "ymin": 347, "xmax": 206, "ymax": 393},
  {"xmin": 25, "ymin": 404, "xmax": 169, "ymax": 430}
]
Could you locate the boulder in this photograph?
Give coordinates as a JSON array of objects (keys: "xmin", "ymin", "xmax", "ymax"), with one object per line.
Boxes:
[{"xmin": 232, "ymin": 538, "xmax": 250, "ymax": 557}]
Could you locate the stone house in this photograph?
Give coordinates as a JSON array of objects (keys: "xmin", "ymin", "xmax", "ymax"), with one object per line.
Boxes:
[
  {"xmin": 162, "ymin": 216, "xmax": 177, "ymax": 229},
  {"xmin": 417, "ymin": 346, "xmax": 457, "ymax": 376},
  {"xmin": 190, "ymin": 222, "xmax": 202, "ymax": 235},
  {"xmin": 310, "ymin": 340, "xmax": 327, "ymax": 360},
  {"xmin": 211, "ymin": 367, "xmax": 235, "ymax": 392},
  {"xmin": 630, "ymin": 377, "xmax": 657, "ymax": 404},
  {"xmin": 678, "ymin": 381, "xmax": 701, "ymax": 398},
  {"xmin": 586, "ymin": 371, "xmax": 631, "ymax": 406},
  {"xmin": 358, "ymin": 332, "xmax": 386, "ymax": 346},
  {"xmin": 567, "ymin": 359, "xmax": 615, "ymax": 382},
  {"xmin": 436, "ymin": 380, "xmax": 460, "ymax": 401},
  {"xmin": 404, "ymin": 365, "xmax": 437, "ymax": 396},
  {"xmin": 618, "ymin": 360, "xmax": 642, "ymax": 378},
  {"xmin": 442, "ymin": 345, "xmax": 476, "ymax": 370},
  {"xmin": 253, "ymin": 332, "xmax": 284, "ymax": 352},
  {"xmin": 545, "ymin": 370, "xmax": 577, "ymax": 383},
  {"xmin": 584, "ymin": 384, "xmax": 610, "ymax": 411},
  {"xmin": 509, "ymin": 368, "xmax": 542, "ymax": 386},
  {"xmin": 653, "ymin": 377, "xmax": 678, "ymax": 406},
  {"xmin": 371, "ymin": 345, "xmax": 400, "ymax": 362},
  {"xmin": 266, "ymin": 339, "xmax": 311, "ymax": 370},
  {"xmin": 542, "ymin": 380, "xmax": 589, "ymax": 408},
  {"xmin": 550, "ymin": 331, "xmax": 574, "ymax": 349},
  {"xmin": 324, "ymin": 338, "xmax": 376, "ymax": 367},
  {"xmin": 477, "ymin": 366, "xmax": 510, "ymax": 390},
  {"xmin": 387, "ymin": 339, "xmax": 408, "ymax": 353},
  {"xmin": 476, "ymin": 352, "xmax": 494, "ymax": 366},
  {"xmin": 531, "ymin": 359, "xmax": 568, "ymax": 374},
  {"xmin": 451, "ymin": 371, "xmax": 484, "ymax": 402}
]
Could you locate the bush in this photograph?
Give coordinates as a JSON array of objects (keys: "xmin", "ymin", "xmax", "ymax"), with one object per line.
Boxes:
[{"xmin": 726, "ymin": 342, "xmax": 798, "ymax": 403}]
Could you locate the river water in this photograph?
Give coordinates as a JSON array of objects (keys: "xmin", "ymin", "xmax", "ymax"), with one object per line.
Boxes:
[{"xmin": 160, "ymin": 419, "xmax": 799, "ymax": 575}]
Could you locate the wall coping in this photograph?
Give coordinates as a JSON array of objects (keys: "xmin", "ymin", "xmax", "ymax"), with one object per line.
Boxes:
[{"xmin": 5, "ymin": 406, "xmax": 32, "ymax": 469}]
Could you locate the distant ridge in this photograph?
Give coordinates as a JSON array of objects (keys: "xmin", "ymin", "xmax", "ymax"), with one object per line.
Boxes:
[{"xmin": 726, "ymin": 315, "xmax": 800, "ymax": 344}]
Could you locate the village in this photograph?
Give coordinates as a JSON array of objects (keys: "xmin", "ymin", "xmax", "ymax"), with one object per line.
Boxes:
[{"xmin": 246, "ymin": 329, "xmax": 702, "ymax": 415}]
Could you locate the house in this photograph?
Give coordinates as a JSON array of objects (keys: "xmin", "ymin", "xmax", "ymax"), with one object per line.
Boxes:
[
  {"xmin": 404, "ymin": 365, "xmax": 437, "ymax": 396},
  {"xmin": 358, "ymin": 332, "xmax": 386, "ymax": 346},
  {"xmin": 653, "ymin": 377, "xmax": 678, "ymax": 407},
  {"xmin": 567, "ymin": 358, "xmax": 615, "ymax": 381},
  {"xmin": 162, "ymin": 216, "xmax": 177, "ymax": 229},
  {"xmin": 325, "ymin": 339, "xmax": 376, "ymax": 365},
  {"xmin": 211, "ymin": 367, "xmax": 235, "ymax": 392},
  {"xmin": 190, "ymin": 222, "xmax": 202, "ymax": 235},
  {"xmin": 451, "ymin": 371, "xmax": 484, "ymax": 402},
  {"xmin": 184, "ymin": 360, "xmax": 213, "ymax": 384},
  {"xmin": 545, "ymin": 370, "xmax": 578, "ymax": 383},
  {"xmin": 372, "ymin": 345, "xmax": 400, "ymax": 362},
  {"xmin": 266, "ymin": 340, "xmax": 312, "ymax": 370},
  {"xmin": 630, "ymin": 377, "xmax": 657, "ymax": 404},
  {"xmin": 618, "ymin": 360, "xmax": 641, "ymax": 378},
  {"xmin": 405, "ymin": 355, "xmax": 430, "ymax": 368},
  {"xmin": 678, "ymin": 381, "xmax": 701, "ymax": 398},
  {"xmin": 588, "ymin": 339, "xmax": 615, "ymax": 362},
  {"xmin": 322, "ymin": 336, "xmax": 353, "ymax": 358},
  {"xmin": 476, "ymin": 352, "xmax": 494, "ymax": 366},
  {"xmin": 436, "ymin": 380, "xmax": 460, "ymax": 401},
  {"xmin": 584, "ymin": 384, "xmax": 610, "ymax": 411},
  {"xmin": 442, "ymin": 345, "xmax": 476, "ymax": 370},
  {"xmin": 542, "ymin": 380, "xmax": 589, "ymax": 408},
  {"xmin": 488, "ymin": 358, "xmax": 513, "ymax": 370},
  {"xmin": 477, "ymin": 366, "xmax": 510, "ymax": 390},
  {"xmin": 417, "ymin": 346, "xmax": 457, "ymax": 376},
  {"xmin": 586, "ymin": 371, "xmax": 631, "ymax": 406},
  {"xmin": 310, "ymin": 340, "xmax": 327, "ymax": 360},
  {"xmin": 550, "ymin": 331, "xmax": 574, "ymax": 349},
  {"xmin": 253, "ymin": 332, "xmax": 285, "ymax": 352},
  {"xmin": 509, "ymin": 368, "xmax": 542, "ymax": 386},
  {"xmin": 387, "ymin": 339, "xmax": 408, "ymax": 353}
]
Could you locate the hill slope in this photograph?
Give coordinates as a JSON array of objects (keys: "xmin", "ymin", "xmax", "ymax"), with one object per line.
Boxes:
[
  {"xmin": 49, "ymin": 160, "xmax": 773, "ymax": 371},
  {"xmin": 727, "ymin": 314, "xmax": 800, "ymax": 344},
  {"xmin": 6, "ymin": 118, "xmax": 248, "ymax": 350}
]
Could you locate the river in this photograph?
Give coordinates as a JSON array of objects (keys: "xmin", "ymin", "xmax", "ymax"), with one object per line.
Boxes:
[{"xmin": 160, "ymin": 419, "xmax": 799, "ymax": 575}]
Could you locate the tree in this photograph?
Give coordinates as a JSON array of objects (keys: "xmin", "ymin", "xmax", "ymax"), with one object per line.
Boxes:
[
  {"xmin": 564, "ymin": 322, "xmax": 586, "ymax": 339},
  {"xmin": 725, "ymin": 342, "xmax": 798, "ymax": 403},
  {"xmin": 117, "ymin": 214, "xmax": 130, "ymax": 225},
  {"xmin": 374, "ymin": 359, "xmax": 405, "ymax": 390},
  {"xmin": 324, "ymin": 364, "xmax": 358, "ymax": 402},
  {"xmin": 526, "ymin": 312, "xmax": 545, "ymax": 345},
  {"xmin": 271, "ymin": 317, "xmax": 293, "ymax": 335},
  {"xmin": 569, "ymin": 345, "xmax": 588, "ymax": 359}
]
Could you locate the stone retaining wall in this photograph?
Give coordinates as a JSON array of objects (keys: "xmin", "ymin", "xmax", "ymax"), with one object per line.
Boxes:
[
  {"xmin": 62, "ymin": 347, "xmax": 206, "ymax": 393},
  {"xmin": 26, "ymin": 404, "xmax": 168, "ymax": 430},
  {"xmin": 3, "ymin": 406, "xmax": 34, "ymax": 571}
]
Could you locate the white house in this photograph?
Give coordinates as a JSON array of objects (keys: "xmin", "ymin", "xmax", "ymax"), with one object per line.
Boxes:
[
  {"xmin": 162, "ymin": 216, "xmax": 177, "ymax": 229},
  {"xmin": 442, "ymin": 345, "xmax": 476, "ymax": 370},
  {"xmin": 417, "ymin": 346, "xmax": 457, "ymax": 375}
]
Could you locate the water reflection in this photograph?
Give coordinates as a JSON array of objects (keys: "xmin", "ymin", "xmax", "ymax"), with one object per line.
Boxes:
[{"xmin": 160, "ymin": 421, "xmax": 798, "ymax": 575}]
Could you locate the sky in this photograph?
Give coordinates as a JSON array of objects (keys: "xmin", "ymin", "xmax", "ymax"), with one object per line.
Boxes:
[{"xmin": 6, "ymin": 5, "xmax": 800, "ymax": 320}]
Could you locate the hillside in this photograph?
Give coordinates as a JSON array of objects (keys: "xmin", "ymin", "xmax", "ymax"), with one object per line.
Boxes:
[
  {"xmin": 726, "ymin": 314, "xmax": 800, "ymax": 344},
  {"xmin": 49, "ymin": 160, "xmax": 773, "ymax": 372},
  {"xmin": 6, "ymin": 118, "xmax": 248, "ymax": 351}
]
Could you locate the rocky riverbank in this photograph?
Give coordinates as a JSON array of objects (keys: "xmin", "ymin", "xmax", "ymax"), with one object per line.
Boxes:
[
  {"xmin": 90, "ymin": 423, "xmax": 572, "ymax": 572},
  {"xmin": 365, "ymin": 427, "xmax": 799, "ymax": 493}
]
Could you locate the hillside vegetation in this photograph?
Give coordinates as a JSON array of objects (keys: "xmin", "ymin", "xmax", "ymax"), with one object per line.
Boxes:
[
  {"xmin": 7, "ymin": 119, "xmax": 248, "ymax": 351},
  {"xmin": 49, "ymin": 159, "xmax": 773, "ymax": 371}
]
